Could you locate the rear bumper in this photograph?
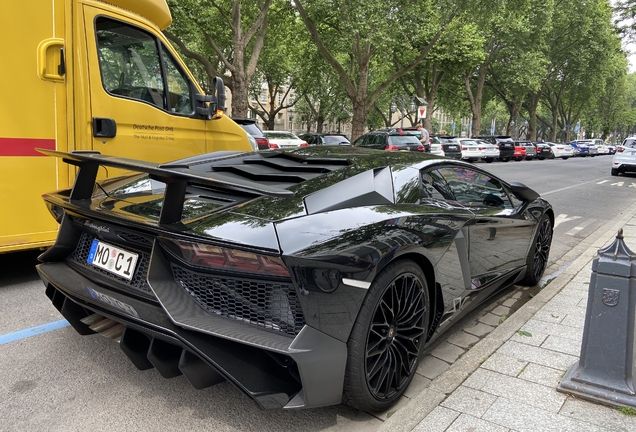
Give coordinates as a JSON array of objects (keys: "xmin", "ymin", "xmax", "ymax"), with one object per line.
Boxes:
[{"xmin": 36, "ymin": 261, "xmax": 347, "ymax": 410}]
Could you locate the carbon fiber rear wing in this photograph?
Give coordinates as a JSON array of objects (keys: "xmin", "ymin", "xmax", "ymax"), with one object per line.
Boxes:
[{"xmin": 37, "ymin": 149, "xmax": 293, "ymax": 225}]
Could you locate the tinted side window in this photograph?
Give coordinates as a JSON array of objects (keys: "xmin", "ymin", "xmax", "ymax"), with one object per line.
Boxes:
[
  {"xmin": 623, "ymin": 139, "xmax": 636, "ymax": 149},
  {"xmin": 437, "ymin": 167, "xmax": 513, "ymax": 209},
  {"xmin": 421, "ymin": 170, "xmax": 455, "ymax": 200}
]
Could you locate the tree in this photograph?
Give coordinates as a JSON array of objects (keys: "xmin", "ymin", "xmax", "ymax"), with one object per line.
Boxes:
[
  {"xmin": 164, "ymin": 0, "xmax": 273, "ymax": 117},
  {"xmin": 293, "ymin": 0, "xmax": 450, "ymax": 140}
]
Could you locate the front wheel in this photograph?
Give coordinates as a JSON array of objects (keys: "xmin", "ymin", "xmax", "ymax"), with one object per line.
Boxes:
[
  {"xmin": 344, "ymin": 260, "xmax": 430, "ymax": 412},
  {"xmin": 521, "ymin": 215, "xmax": 553, "ymax": 286}
]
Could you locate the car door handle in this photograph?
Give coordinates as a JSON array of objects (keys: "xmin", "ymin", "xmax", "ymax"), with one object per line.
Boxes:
[{"xmin": 92, "ymin": 117, "xmax": 117, "ymax": 138}]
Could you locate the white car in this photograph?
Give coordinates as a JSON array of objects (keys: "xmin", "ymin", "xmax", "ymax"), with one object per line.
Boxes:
[
  {"xmin": 262, "ymin": 131, "xmax": 308, "ymax": 148},
  {"xmin": 546, "ymin": 142, "xmax": 574, "ymax": 159},
  {"xmin": 595, "ymin": 143, "xmax": 610, "ymax": 155},
  {"xmin": 458, "ymin": 139, "xmax": 500, "ymax": 163},
  {"xmin": 611, "ymin": 136, "xmax": 636, "ymax": 176}
]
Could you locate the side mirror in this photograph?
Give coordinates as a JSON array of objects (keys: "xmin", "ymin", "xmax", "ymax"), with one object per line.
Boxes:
[
  {"xmin": 509, "ymin": 182, "xmax": 540, "ymax": 202},
  {"xmin": 195, "ymin": 76, "xmax": 226, "ymax": 119}
]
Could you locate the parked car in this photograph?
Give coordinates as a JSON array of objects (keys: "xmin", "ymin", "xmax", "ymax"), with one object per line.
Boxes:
[
  {"xmin": 474, "ymin": 136, "xmax": 515, "ymax": 162},
  {"xmin": 595, "ymin": 143, "xmax": 610, "ymax": 155},
  {"xmin": 298, "ymin": 133, "xmax": 351, "ymax": 146},
  {"xmin": 263, "ymin": 131, "xmax": 308, "ymax": 149},
  {"xmin": 37, "ymin": 147, "xmax": 553, "ymax": 413},
  {"xmin": 546, "ymin": 142, "xmax": 574, "ymax": 159},
  {"xmin": 353, "ymin": 131, "xmax": 427, "ymax": 152},
  {"xmin": 512, "ymin": 142, "xmax": 527, "ymax": 161},
  {"xmin": 232, "ymin": 118, "xmax": 269, "ymax": 150},
  {"xmin": 576, "ymin": 139, "xmax": 599, "ymax": 156},
  {"xmin": 458, "ymin": 139, "xmax": 499, "ymax": 163},
  {"xmin": 611, "ymin": 136, "xmax": 636, "ymax": 176},
  {"xmin": 567, "ymin": 141, "xmax": 589, "ymax": 157},
  {"xmin": 430, "ymin": 135, "xmax": 462, "ymax": 159},
  {"xmin": 607, "ymin": 144, "xmax": 617, "ymax": 154},
  {"xmin": 515, "ymin": 141, "xmax": 537, "ymax": 160},
  {"xmin": 397, "ymin": 127, "xmax": 431, "ymax": 152},
  {"xmin": 534, "ymin": 143, "xmax": 553, "ymax": 160}
]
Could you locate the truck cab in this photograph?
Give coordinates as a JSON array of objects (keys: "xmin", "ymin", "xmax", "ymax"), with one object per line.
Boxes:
[{"xmin": 0, "ymin": 0, "xmax": 255, "ymax": 253}]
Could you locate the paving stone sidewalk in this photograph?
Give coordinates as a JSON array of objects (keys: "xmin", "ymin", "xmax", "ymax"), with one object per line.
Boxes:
[{"xmin": 378, "ymin": 210, "xmax": 636, "ymax": 432}]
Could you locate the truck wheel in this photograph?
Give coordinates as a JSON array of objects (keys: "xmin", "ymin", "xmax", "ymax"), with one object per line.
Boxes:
[{"xmin": 343, "ymin": 260, "xmax": 429, "ymax": 412}]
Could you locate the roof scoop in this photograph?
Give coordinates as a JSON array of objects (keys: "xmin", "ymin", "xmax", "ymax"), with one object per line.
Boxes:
[{"xmin": 303, "ymin": 167, "xmax": 394, "ymax": 215}]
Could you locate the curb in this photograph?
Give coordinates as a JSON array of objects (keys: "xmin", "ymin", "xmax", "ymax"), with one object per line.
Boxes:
[{"xmin": 378, "ymin": 199, "xmax": 636, "ymax": 432}]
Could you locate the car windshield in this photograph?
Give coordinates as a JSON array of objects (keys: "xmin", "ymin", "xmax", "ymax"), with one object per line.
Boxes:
[
  {"xmin": 238, "ymin": 123, "xmax": 263, "ymax": 137},
  {"xmin": 439, "ymin": 137, "xmax": 459, "ymax": 144},
  {"xmin": 323, "ymin": 135, "xmax": 350, "ymax": 144},
  {"xmin": 264, "ymin": 132, "xmax": 297, "ymax": 139},
  {"xmin": 460, "ymin": 140, "xmax": 479, "ymax": 146},
  {"xmin": 388, "ymin": 135, "xmax": 419, "ymax": 145}
]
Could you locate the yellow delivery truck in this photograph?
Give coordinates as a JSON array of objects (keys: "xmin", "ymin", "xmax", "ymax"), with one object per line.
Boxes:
[{"xmin": 1, "ymin": 0, "xmax": 254, "ymax": 253}]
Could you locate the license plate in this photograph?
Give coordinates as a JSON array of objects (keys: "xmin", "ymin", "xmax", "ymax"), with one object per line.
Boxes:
[
  {"xmin": 87, "ymin": 239, "xmax": 138, "ymax": 280},
  {"xmin": 448, "ymin": 146, "xmax": 457, "ymax": 150}
]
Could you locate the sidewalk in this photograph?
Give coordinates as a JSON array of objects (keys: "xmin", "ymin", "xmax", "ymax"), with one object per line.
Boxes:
[{"xmin": 379, "ymin": 207, "xmax": 636, "ymax": 432}]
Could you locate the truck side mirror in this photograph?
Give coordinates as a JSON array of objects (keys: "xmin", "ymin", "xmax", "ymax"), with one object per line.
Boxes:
[{"xmin": 195, "ymin": 76, "xmax": 226, "ymax": 119}]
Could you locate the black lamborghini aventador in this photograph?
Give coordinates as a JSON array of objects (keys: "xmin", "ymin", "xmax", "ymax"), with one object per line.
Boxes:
[{"xmin": 36, "ymin": 146, "xmax": 553, "ymax": 412}]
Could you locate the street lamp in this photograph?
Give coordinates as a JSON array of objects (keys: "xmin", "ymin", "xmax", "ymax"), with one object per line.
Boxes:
[{"xmin": 390, "ymin": 96, "xmax": 427, "ymax": 129}]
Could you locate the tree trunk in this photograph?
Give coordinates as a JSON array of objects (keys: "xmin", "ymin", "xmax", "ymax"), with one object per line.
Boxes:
[
  {"xmin": 465, "ymin": 66, "xmax": 486, "ymax": 137},
  {"xmin": 524, "ymin": 92, "xmax": 541, "ymax": 141}
]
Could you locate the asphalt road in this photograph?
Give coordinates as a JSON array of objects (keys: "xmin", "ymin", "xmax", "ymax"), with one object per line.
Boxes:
[{"xmin": 0, "ymin": 154, "xmax": 629, "ymax": 432}]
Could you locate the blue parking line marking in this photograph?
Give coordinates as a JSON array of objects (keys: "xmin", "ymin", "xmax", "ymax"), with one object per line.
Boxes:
[{"xmin": 0, "ymin": 319, "xmax": 70, "ymax": 346}]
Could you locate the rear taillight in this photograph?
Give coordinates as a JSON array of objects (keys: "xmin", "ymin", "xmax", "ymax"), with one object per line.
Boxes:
[
  {"xmin": 300, "ymin": 142, "xmax": 309, "ymax": 147},
  {"xmin": 617, "ymin": 147, "xmax": 624, "ymax": 153},
  {"xmin": 268, "ymin": 143, "xmax": 280, "ymax": 149},
  {"xmin": 163, "ymin": 239, "xmax": 290, "ymax": 277},
  {"xmin": 417, "ymin": 145, "xmax": 425, "ymax": 151},
  {"xmin": 255, "ymin": 138, "xmax": 269, "ymax": 148},
  {"xmin": 478, "ymin": 146, "xmax": 486, "ymax": 150},
  {"xmin": 461, "ymin": 146, "xmax": 468, "ymax": 150},
  {"xmin": 557, "ymin": 147, "xmax": 563, "ymax": 150},
  {"xmin": 385, "ymin": 145, "xmax": 400, "ymax": 151}
]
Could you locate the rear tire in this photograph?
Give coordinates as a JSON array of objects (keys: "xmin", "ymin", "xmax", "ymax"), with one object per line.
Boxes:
[
  {"xmin": 561, "ymin": 157, "xmax": 569, "ymax": 160},
  {"xmin": 484, "ymin": 158, "xmax": 494, "ymax": 163},
  {"xmin": 521, "ymin": 215, "xmax": 553, "ymax": 286},
  {"xmin": 343, "ymin": 260, "xmax": 430, "ymax": 413},
  {"xmin": 611, "ymin": 168, "xmax": 619, "ymax": 176}
]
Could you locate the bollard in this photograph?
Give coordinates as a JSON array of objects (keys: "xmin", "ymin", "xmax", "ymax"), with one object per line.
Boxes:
[{"xmin": 557, "ymin": 228, "xmax": 636, "ymax": 407}]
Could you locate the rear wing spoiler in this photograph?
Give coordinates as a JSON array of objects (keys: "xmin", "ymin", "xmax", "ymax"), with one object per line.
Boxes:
[{"xmin": 37, "ymin": 149, "xmax": 293, "ymax": 225}]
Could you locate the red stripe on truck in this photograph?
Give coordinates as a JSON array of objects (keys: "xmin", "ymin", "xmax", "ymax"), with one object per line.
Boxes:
[{"xmin": 0, "ymin": 137, "xmax": 56, "ymax": 156}]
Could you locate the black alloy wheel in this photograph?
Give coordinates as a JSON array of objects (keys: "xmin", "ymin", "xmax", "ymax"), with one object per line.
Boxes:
[
  {"xmin": 521, "ymin": 215, "xmax": 553, "ymax": 286},
  {"xmin": 344, "ymin": 260, "xmax": 429, "ymax": 412}
]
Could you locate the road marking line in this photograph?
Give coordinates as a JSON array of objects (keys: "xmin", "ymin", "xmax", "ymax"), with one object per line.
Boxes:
[
  {"xmin": 597, "ymin": 180, "xmax": 609, "ymax": 184},
  {"xmin": 566, "ymin": 218, "xmax": 596, "ymax": 236},
  {"xmin": 0, "ymin": 319, "xmax": 70, "ymax": 346},
  {"xmin": 541, "ymin": 177, "xmax": 606, "ymax": 196},
  {"xmin": 611, "ymin": 182, "xmax": 625, "ymax": 187},
  {"xmin": 554, "ymin": 214, "xmax": 582, "ymax": 229}
]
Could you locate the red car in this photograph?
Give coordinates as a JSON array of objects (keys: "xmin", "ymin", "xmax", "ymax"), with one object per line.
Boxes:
[{"xmin": 513, "ymin": 142, "xmax": 527, "ymax": 161}]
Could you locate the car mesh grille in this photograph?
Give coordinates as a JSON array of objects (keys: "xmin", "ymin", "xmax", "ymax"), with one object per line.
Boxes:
[
  {"xmin": 68, "ymin": 233, "xmax": 154, "ymax": 298},
  {"xmin": 171, "ymin": 264, "xmax": 305, "ymax": 336}
]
